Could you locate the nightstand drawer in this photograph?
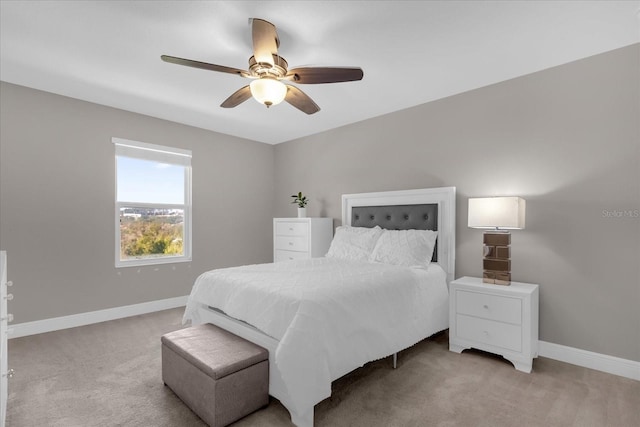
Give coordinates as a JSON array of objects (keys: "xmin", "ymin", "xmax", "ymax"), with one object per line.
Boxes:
[
  {"xmin": 456, "ymin": 290, "xmax": 522, "ymax": 325},
  {"xmin": 275, "ymin": 222, "xmax": 309, "ymax": 236},
  {"xmin": 275, "ymin": 235, "xmax": 308, "ymax": 252},
  {"xmin": 274, "ymin": 250, "xmax": 309, "ymax": 262},
  {"xmin": 456, "ymin": 314, "xmax": 522, "ymax": 352}
]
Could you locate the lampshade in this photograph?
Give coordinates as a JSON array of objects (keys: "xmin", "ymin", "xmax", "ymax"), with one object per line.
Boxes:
[
  {"xmin": 468, "ymin": 197, "xmax": 526, "ymax": 230},
  {"xmin": 250, "ymin": 78, "xmax": 287, "ymax": 107}
]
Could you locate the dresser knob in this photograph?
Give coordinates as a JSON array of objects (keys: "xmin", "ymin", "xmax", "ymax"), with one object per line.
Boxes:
[
  {"xmin": 483, "ymin": 304, "xmax": 489, "ymax": 309},
  {"xmin": 4, "ymin": 293, "xmax": 13, "ymax": 301},
  {"xmin": 1, "ymin": 314, "xmax": 13, "ymax": 322},
  {"xmin": 6, "ymin": 280, "xmax": 13, "ymax": 287},
  {"xmin": 6, "ymin": 368, "xmax": 15, "ymax": 379},
  {"xmin": 288, "ymin": 242, "xmax": 293, "ymax": 246}
]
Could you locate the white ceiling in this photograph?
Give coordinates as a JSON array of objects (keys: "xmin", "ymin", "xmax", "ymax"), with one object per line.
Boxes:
[{"xmin": 1, "ymin": 1, "xmax": 638, "ymax": 144}]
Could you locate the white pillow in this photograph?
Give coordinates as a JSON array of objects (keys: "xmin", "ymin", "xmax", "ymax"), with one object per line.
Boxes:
[
  {"xmin": 325, "ymin": 225, "xmax": 383, "ymax": 261},
  {"xmin": 370, "ymin": 229, "xmax": 438, "ymax": 268}
]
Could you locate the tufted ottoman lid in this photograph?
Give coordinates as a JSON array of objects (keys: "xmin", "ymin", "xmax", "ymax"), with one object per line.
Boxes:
[{"xmin": 161, "ymin": 323, "xmax": 268, "ymax": 380}]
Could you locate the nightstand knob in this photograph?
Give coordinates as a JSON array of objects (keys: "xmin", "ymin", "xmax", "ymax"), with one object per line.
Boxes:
[
  {"xmin": 4, "ymin": 293, "xmax": 13, "ymax": 301},
  {"xmin": 6, "ymin": 280, "xmax": 13, "ymax": 287}
]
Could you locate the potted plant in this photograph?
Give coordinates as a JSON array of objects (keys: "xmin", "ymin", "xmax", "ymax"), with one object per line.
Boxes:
[{"xmin": 291, "ymin": 192, "xmax": 308, "ymax": 218}]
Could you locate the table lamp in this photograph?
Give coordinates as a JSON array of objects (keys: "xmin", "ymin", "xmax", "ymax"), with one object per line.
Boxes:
[{"xmin": 468, "ymin": 197, "xmax": 526, "ymax": 285}]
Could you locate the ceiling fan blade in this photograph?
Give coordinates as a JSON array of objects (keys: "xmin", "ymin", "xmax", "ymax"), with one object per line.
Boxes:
[
  {"xmin": 221, "ymin": 85, "xmax": 252, "ymax": 108},
  {"xmin": 251, "ymin": 18, "xmax": 279, "ymax": 66},
  {"xmin": 285, "ymin": 67, "xmax": 364, "ymax": 84},
  {"xmin": 161, "ymin": 55, "xmax": 249, "ymax": 77},
  {"xmin": 285, "ymin": 85, "xmax": 320, "ymax": 115}
]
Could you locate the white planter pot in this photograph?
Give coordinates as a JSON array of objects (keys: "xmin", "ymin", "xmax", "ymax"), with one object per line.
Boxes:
[{"xmin": 297, "ymin": 207, "xmax": 307, "ymax": 218}]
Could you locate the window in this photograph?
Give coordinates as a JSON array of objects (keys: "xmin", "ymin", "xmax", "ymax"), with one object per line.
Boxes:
[{"xmin": 113, "ymin": 138, "xmax": 192, "ymax": 267}]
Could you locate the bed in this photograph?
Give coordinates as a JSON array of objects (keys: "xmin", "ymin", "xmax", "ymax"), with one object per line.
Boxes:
[{"xmin": 183, "ymin": 187, "xmax": 456, "ymax": 427}]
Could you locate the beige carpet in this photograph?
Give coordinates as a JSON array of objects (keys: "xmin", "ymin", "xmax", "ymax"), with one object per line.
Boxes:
[{"xmin": 6, "ymin": 308, "xmax": 639, "ymax": 427}]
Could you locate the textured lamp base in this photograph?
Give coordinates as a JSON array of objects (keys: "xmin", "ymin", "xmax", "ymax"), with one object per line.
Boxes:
[{"xmin": 482, "ymin": 232, "xmax": 511, "ymax": 285}]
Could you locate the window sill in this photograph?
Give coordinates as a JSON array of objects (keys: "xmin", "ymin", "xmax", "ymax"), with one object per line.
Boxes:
[{"xmin": 115, "ymin": 255, "xmax": 192, "ymax": 269}]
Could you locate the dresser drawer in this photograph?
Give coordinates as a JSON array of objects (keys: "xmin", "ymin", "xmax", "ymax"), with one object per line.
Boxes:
[
  {"xmin": 273, "ymin": 218, "xmax": 333, "ymax": 263},
  {"xmin": 274, "ymin": 249, "xmax": 309, "ymax": 262},
  {"xmin": 456, "ymin": 314, "xmax": 522, "ymax": 352},
  {"xmin": 275, "ymin": 235, "xmax": 309, "ymax": 252},
  {"xmin": 456, "ymin": 290, "xmax": 522, "ymax": 325},
  {"xmin": 275, "ymin": 221, "xmax": 309, "ymax": 236}
]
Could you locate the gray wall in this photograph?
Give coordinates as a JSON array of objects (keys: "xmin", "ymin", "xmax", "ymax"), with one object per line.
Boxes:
[
  {"xmin": 274, "ymin": 44, "xmax": 640, "ymax": 362},
  {"xmin": 0, "ymin": 82, "xmax": 274, "ymax": 323}
]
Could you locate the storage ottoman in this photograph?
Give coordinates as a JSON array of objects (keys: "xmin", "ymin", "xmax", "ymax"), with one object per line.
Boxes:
[{"xmin": 161, "ymin": 323, "xmax": 269, "ymax": 427}]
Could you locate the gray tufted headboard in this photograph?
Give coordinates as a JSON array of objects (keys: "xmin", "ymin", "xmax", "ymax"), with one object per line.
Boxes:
[
  {"xmin": 351, "ymin": 204, "xmax": 438, "ymax": 262},
  {"xmin": 342, "ymin": 187, "xmax": 456, "ymax": 283}
]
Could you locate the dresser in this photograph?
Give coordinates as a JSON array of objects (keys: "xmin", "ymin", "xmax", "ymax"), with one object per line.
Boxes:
[
  {"xmin": 1, "ymin": 251, "xmax": 12, "ymax": 427},
  {"xmin": 449, "ymin": 276, "xmax": 539, "ymax": 373},
  {"xmin": 273, "ymin": 218, "xmax": 333, "ymax": 262}
]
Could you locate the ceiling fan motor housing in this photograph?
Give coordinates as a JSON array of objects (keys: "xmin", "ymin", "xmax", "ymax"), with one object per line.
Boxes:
[{"xmin": 249, "ymin": 55, "xmax": 288, "ymax": 79}]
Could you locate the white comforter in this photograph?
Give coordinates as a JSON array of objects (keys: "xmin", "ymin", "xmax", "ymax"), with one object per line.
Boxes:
[{"xmin": 183, "ymin": 257, "xmax": 449, "ymax": 419}]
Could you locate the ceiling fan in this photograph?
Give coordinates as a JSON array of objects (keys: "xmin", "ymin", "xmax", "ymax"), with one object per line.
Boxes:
[{"xmin": 161, "ymin": 18, "xmax": 363, "ymax": 115}]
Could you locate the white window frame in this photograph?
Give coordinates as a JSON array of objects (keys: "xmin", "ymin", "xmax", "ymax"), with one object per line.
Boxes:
[{"xmin": 113, "ymin": 137, "xmax": 192, "ymax": 268}]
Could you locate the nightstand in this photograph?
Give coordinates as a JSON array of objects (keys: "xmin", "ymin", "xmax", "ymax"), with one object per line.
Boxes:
[
  {"xmin": 273, "ymin": 218, "xmax": 333, "ymax": 262},
  {"xmin": 449, "ymin": 276, "xmax": 539, "ymax": 373}
]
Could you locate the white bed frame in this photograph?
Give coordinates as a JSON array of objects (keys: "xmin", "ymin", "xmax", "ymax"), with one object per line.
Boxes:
[{"xmin": 190, "ymin": 187, "xmax": 456, "ymax": 427}]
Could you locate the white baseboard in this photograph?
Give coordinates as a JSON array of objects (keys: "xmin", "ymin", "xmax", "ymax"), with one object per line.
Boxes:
[
  {"xmin": 539, "ymin": 340, "xmax": 640, "ymax": 381},
  {"xmin": 8, "ymin": 295, "xmax": 188, "ymax": 339}
]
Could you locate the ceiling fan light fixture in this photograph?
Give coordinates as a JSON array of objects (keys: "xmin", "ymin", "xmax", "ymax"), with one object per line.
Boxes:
[{"xmin": 250, "ymin": 77, "xmax": 287, "ymax": 107}]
